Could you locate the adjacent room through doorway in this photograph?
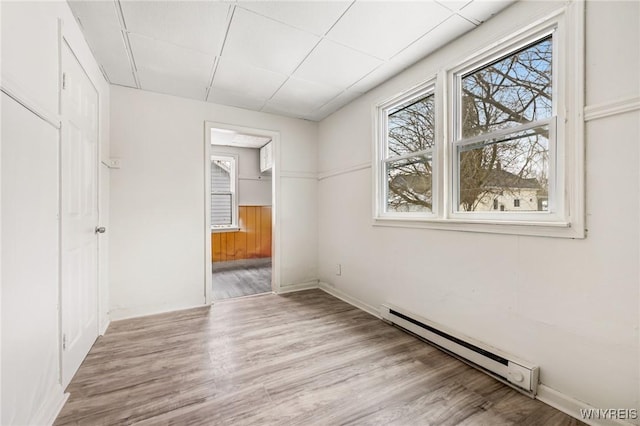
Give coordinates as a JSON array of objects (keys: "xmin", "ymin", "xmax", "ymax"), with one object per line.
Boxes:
[{"xmin": 208, "ymin": 126, "xmax": 274, "ymax": 300}]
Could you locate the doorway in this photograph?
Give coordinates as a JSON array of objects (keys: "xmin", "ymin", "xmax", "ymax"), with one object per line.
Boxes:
[{"xmin": 204, "ymin": 122, "xmax": 279, "ymax": 302}]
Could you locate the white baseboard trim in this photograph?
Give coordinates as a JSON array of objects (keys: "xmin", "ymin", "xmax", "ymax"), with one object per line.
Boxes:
[
  {"xmin": 99, "ymin": 319, "xmax": 111, "ymax": 336},
  {"xmin": 536, "ymin": 384, "xmax": 636, "ymax": 426},
  {"xmin": 318, "ymin": 282, "xmax": 381, "ymax": 319},
  {"xmin": 276, "ymin": 280, "xmax": 319, "ymax": 294},
  {"xmin": 30, "ymin": 385, "xmax": 68, "ymax": 426},
  {"xmin": 109, "ymin": 301, "xmax": 207, "ymax": 321}
]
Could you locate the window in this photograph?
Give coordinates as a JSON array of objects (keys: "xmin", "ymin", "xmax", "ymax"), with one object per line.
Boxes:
[
  {"xmin": 377, "ymin": 81, "xmax": 436, "ymax": 217},
  {"xmin": 374, "ymin": 4, "xmax": 584, "ymax": 238},
  {"xmin": 211, "ymin": 154, "xmax": 238, "ymax": 230},
  {"xmin": 453, "ymin": 36, "xmax": 554, "ymax": 216}
]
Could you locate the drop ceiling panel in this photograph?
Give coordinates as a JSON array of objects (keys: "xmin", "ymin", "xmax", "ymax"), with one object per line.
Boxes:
[
  {"xmin": 237, "ymin": 1, "xmax": 351, "ymax": 36},
  {"xmin": 326, "ymin": 1, "xmax": 452, "ymax": 60},
  {"xmin": 129, "ymin": 33, "xmax": 214, "ymax": 84},
  {"xmin": 67, "ymin": 0, "xmax": 135, "ymax": 86},
  {"xmin": 350, "ymin": 14, "xmax": 476, "ymax": 93},
  {"xmin": 459, "ymin": 0, "xmax": 514, "ymax": 24},
  {"xmin": 269, "ymin": 77, "xmax": 342, "ymax": 110},
  {"xmin": 222, "ymin": 8, "xmax": 320, "ymax": 75},
  {"xmin": 137, "ymin": 69, "xmax": 207, "ymax": 101},
  {"xmin": 293, "ymin": 39, "xmax": 382, "ymax": 90},
  {"xmin": 120, "ymin": 1, "xmax": 230, "ymax": 54},
  {"xmin": 68, "ymin": 0, "xmax": 120, "ymax": 28},
  {"xmin": 213, "ymin": 57, "xmax": 287, "ymax": 100},
  {"xmin": 208, "ymin": 87, "xmax": 267, "ymax": 111},
  {"xmin": 85, "ymin": 31, "xmax": 136, "ymax": 87}
]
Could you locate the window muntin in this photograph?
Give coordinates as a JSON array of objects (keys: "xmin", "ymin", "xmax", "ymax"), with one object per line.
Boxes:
[
  {"xmin": 453, "ymin": 34, "xmax": 555, "ymax": 215},
  {"xmin": 380, "ymin": 88, "xmax": 435, "ymax": 215},
  {"xmin": 211, "ymin": 155, "xmax": 237, "ymax": 229}
]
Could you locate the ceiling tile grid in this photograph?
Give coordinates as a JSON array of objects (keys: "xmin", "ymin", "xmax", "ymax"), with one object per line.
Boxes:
[{"xmin": 68, "ymin": 0, "xmax": 516, "ymax": 121}]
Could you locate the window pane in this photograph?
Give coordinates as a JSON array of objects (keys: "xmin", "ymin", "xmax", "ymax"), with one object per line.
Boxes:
[
  {"xmin": 386, "ymin": 155, "xmax": 433, "ymax": 213},
  {"xmin": 388, "ymin": 94, "xmax": 435, "ymax": 157},
  {"xmin": 457, "ymin": 126, "xmax": 549, "ymax": 212},
  {"xmin": 211, "ymin": 193, "xmax": 232, "ymax": 226},
  {"xmin": 461, "ymin": 37, "xmax": 552, "ymax": 138},
  {"xmin": 211, "ymin": 159, "xmax": 232, "ymax": 192}
]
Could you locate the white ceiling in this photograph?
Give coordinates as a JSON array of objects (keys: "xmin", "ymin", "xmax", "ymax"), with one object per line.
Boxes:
[
  {"xmin": 68, "ymin": 0, "xmax": 515, "ymax": 122},
  {"xmin": 211, "ymin": 128, "xmax": 271, "ymax": 148}
]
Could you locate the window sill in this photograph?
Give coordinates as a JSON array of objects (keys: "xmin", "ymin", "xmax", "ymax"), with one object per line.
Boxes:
[
  {"xmin": 211, "ymin": 227, "xmax": 240, "ymax": 234},
  {"xmin": 372, "ymin": 217, "xmax": 584, "ymax": 239}
]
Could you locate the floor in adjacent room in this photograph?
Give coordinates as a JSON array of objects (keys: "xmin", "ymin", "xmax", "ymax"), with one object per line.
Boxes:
[
  {"xmin": 55, "ymin": 290, "xmax": 584, "ymax": 426},
  {"xmin": 212, "ymin": 257, "xmax": 272, "ymax": 300}
]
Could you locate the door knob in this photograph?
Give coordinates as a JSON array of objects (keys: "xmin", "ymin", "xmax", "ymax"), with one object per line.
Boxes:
[{"xmin": 95, "ymin": 226, "xmax": 106, "ymax": 234}]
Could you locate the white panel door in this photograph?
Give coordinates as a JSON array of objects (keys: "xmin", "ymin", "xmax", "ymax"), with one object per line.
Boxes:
[{"xmin": 61, "ymin": 43, "xmax": 99, "ymax": 388}]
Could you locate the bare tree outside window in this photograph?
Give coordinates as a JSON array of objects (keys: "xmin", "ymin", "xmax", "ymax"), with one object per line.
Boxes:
[
  {"xmin": 385, "ymin": 94, "xmax": 435, "ymax": 212},
  {"xmin": 457, "ymin": 36, "xmax": 553, "ymax": 212}
]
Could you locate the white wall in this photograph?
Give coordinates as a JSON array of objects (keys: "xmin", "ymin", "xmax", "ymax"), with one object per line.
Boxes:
[
  {"xmin": 109, "ymin": 86, "xmax": 317, "ymax": 319},
  {"xmin": 1, "ymin": 1, "xmax": 110, "ymax": 425},
  {"xmin": 318, "ymin": 0, "xmax": 639, "ymax": 420},
  {"xmin": 210, "ymin": 145, "xmax": 272, "ymax": 206}
]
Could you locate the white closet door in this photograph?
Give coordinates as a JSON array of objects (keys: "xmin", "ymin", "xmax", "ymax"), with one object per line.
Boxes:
[{"xmin": 60, "ymin": 42, "xmax": 99, "ymax": 388}]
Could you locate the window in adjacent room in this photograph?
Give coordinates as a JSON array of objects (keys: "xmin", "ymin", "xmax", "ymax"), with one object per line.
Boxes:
[{"xmin": 211, "ymin": 154, "xmax": 238, "ymax": 230}]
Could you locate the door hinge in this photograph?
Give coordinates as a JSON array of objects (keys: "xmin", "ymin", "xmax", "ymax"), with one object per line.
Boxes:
[
  {"xmin": 62, "ymin": 73, "xmax": 66, "ymax": 90},
  {"xmin": 62, "ymin": 334, "xmax": 67, "ymax": 350}
]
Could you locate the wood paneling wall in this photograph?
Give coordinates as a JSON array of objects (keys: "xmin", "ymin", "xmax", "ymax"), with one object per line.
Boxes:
[{"xmin": 212, "ymin": 206, "xmax": 272, "ymax": 262}]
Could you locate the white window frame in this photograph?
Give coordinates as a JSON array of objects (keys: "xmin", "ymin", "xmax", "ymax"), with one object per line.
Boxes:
[
  {"xmin": 210, "ymin": 153, "xmax": 239, "ymax": 232},
  {"xmin": 450, "ymin": 27, "xmax": 560, "ymax": 223},
  {"xmin": 374, "ymin": 79, "xmax": 438, "ymax": 220},
  {"xmin": 373, "ymin": 3, "xmax": 584, "ymax": 238}
]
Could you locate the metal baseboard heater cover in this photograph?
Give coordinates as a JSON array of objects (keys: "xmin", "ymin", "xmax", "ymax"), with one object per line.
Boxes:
[{"xmin": 380, "ymin": 304, "xmax": 539, "ymax": 396}]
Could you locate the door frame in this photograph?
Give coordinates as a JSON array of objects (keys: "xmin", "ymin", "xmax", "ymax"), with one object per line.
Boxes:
[
  {"xmin": 59, "ymin": 36, "xmax": 101, "ymax": 388},
  {"xmin": 204, "ymin": 121, "xmax": 281, "ymax": 304}
]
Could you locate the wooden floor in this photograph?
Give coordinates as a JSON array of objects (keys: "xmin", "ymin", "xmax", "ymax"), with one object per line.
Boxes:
[
  {"xmin": 55, "ymin": 290, "xmax": 583, "ymax": 425},
  {"xmin": 212, "ymin": 258, "xmax": 272, "ymax": 300}
]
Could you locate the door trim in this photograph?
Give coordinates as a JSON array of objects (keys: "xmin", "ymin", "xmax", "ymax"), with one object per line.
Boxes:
[{"xmin": 204, "ymin": 121, "xmax": 281, "ymax": 304}]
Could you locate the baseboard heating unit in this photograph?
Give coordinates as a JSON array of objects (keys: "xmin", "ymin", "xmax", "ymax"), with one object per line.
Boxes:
[{"xmin": 380, "ymin": 304, "xmax": 539, "ymax": 397}]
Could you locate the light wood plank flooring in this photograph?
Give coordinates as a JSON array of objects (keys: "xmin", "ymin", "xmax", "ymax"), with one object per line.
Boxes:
[
  {"xmin": 212, "ymin": 258, "xmax": 272, "ymax": 300},
  {"xmin": 55, "ymin": 290, "xmax": 584, "ymax": 425}
]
